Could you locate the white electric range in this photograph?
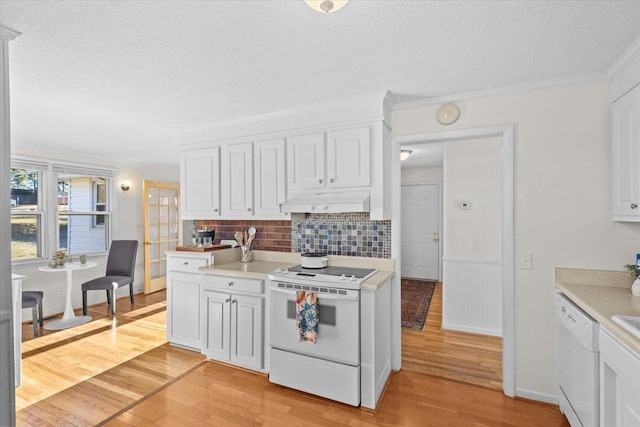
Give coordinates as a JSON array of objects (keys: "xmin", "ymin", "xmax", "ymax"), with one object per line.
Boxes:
[{"xmin": 268, "ymin": 265, "xmax": 377, "ymax": 406}]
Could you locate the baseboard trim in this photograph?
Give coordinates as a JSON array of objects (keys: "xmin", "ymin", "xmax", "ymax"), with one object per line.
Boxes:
[
  {"xmin": 515, "ymin": 388, "xmax": 559, "ymax": 405},
  {"xmin": 442, "ymin": 322, "xmax": 502, "ymax": 337}
]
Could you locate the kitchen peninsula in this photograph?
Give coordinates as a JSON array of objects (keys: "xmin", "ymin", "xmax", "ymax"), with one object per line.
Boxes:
[{"xmin": 166, "ymin": 248, "xmax": 395, "ymax": 409}]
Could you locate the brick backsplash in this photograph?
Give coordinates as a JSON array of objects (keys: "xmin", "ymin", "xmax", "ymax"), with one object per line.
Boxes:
[
  {"xmin": 292, "ymin": 213, "xmax": 392, "ymax": 258},
  {"xmin": 196, "ymin": 213, "xmax": 392, "ymax": 258},
  {"xmin": 196, "ymin": 220, "xmax": 292, "ymax": 252}
]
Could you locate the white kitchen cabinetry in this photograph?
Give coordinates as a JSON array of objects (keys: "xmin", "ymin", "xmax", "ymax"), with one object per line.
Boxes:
[
  {"xmin": 221, "ymin": 142, "xmax": 254, "ymax": 218},
  {"xmin": 201, "ymin": 274, "xmax": 264, "ymax": 370},
  {"xmin": 287, "ymin": 132, "xmax": 325, "ymax": 192},
  {"xmin": 166, "ymin": 253, "xmax": 213, "ymax": 350},
  {"xmin": 287, "ymin": 126, "xmax": 371, "ymax": 193},
  {"xmin": 327, "ymin": 126, "xmax": 371, "ymax": 188},
  {"xmin": 254, "ymin": 138, "xmax": 287, "ymax": 216},
  {"xmin": 612, "ymin": 84, "xmax": 640, "ymax": 221},
  {"xmin": 179, "ymin": 92, "xmax": 392, "ymax": 219},
  {"xmin": 599, "ymin": 327, "xmax": 640, "ymax": 426},
  {"xmin": 180, "ymin": 147, "xmax": 221, "ymax": 220}
]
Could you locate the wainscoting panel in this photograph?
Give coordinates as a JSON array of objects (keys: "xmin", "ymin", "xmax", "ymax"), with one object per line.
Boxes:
[{"xmin": 442, "ymin": 257, "xmax": 502, "ymax": 336}]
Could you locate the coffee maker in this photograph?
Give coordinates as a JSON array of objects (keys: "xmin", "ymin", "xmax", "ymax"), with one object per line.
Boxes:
[{"xmin": 197, "ymin": 229, "xmax": 215, "ymax": 247}]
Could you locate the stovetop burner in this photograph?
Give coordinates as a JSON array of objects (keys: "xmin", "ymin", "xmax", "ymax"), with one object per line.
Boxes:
[
  {"xmin": 269, "ymin": 265, "xmax": 378, "ymax": 290},
  {"xmin": 287, "ymin": 265, "xmax": 376, "ymax": 279}
]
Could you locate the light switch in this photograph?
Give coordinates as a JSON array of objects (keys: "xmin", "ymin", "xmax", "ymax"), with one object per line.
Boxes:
[
  {"xmin": 519, "ymin": 253, "xmax": 533, "ymax": 270},
  {"xmin": 459, "ymin": 200, "xmax": 473, "ymax": 210}
]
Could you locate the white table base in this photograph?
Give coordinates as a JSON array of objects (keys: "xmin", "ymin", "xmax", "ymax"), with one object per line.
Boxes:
[
  {"xmin": 44, "ymin": 315, "xmax": 92, "ymax": 330},
  {"xmin": 39, "ymin": 262, "xmax": 97, "ymax": 330}
]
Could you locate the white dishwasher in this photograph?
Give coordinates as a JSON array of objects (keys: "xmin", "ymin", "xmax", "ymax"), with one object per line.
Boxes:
[{"xmin": 555, "ymin": 292, "xmax": 599, "ymax": 427}]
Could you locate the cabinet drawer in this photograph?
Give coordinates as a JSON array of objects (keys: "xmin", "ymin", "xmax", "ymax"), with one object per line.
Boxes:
[
  {"xmin": 168, "ymin": 256, "xmax": 209, "ymax": 273},
  {"xmin": 203, "ymin": 275, "xmax": 263, "ymax": 294}
]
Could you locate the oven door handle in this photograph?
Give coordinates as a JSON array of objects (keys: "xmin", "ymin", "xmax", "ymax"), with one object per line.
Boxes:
[{"xmin": 269, "ymin": 286, "xmax": 358, "ymax": 301}]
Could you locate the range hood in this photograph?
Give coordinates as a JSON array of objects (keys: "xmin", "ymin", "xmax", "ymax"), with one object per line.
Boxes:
[{"xmin": 280, "ymin": 190, "xmax": 370, "ymax": 214}]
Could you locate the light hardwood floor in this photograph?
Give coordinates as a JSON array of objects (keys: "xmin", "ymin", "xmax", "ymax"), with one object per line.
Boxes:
[
  {"xmin": 17, "ymin": 286, "xmax": 568, "ymax": 426},
  {"xmin": 17, "ymin": 291, "xmax": 205, "ymax": 426},
  {"xmin": 402, "ymin": 281, "xmax": 503, "ymax": 390}
]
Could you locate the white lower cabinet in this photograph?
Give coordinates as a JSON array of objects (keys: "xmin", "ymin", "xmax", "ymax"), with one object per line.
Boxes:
[
  {"xmin": 202, "ymin": 274, "xmax": 264, "ymax": 370},
  {"xmin": 600, "ymin": 327, "xmax": 640, "ymax": 426},
  {"xmin": 166, "ymin": 253, "xmax": 213, "ymax": 351}
]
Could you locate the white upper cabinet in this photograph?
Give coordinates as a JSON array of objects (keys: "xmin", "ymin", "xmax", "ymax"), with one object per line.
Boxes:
[
  {"xmin": 327, "ymin": 126, "xmax": 371, "ymax": 188},
  {"xmin": 180, "ymin": 147, "xmax": 220, "ymax": 219},
  {"xmin": 612, "ymin": 84, "xmax": 640, "ymax": 221},
  {"xmin": 287, "ymin": 126, "xmax": 371, "ymax": 193},
  {"xmin": 221, "ymin": 142, "xmax": 254, "ymax": 218},
  {"xmin": 254, "ymin": 138, "xmax": 288, "ymax": 217},
  {"xmin": 287, "ymin": 133, "xmax": 325, "ymax": 192},
  {"xmin": 178, "ymin": 92, "xmax": 392, "ymax": 219}
]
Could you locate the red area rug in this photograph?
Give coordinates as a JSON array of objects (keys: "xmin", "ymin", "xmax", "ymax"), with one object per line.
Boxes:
[{"xmin": 401, "ymin": 279, "xmax": 436, "ymax": 330}]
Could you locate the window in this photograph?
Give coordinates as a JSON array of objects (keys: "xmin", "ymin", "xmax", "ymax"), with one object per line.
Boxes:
[
  {"xmin": 10, "ymin": 159, "xmax": 114, "ymax": 262},
  {"xmin": 56, "ymin": 171, "xmax": 112, "ymax": 255},
  {"xmin": 10, "ymin": 166, "xmax": 44, "ymax": 260}
]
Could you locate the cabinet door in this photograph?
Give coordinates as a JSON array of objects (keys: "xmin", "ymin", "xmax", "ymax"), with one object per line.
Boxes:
[
  {"xmin": 613, "ymin": 85, "xmax": 640, "ymax": 220},
  {"xmin": 221, "ymin": 142, "xmax": 254, "ymax": 217},
  {"xmin": 254, "ymin": 138, "xmax": 288, "ymax": 217},
  {"xmin": 230, "ymin": 294, "xmax": 263, "ymax": 369},
  {"xmin": 327, "ymin": 126, "xmax": 370, "ymax": 188},
  {"xmin": 620, "ymin": 381, "xmax": 640, "ymax": 427},
  {"xmin": 180, "ymin": 147, "xmax": 221, "ymax": 219},
  {"xmin": 202, "ymin": 290, "xmax": 230, "ymax": 360},
  {"xmin": 287, "ymin": 133, "xmax": 325, "ymax": 192},
  {"xmin": 167, "ymin": 272, "xmax": 201, "ymax": 350}
]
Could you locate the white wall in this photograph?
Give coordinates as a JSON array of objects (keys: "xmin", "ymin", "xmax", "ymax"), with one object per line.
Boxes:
[
  {"xmin": 401, "ymin": 166, "xmax": 443, "ymax": 183},
  {"xmin": 11, "ymin": 143, "xmax": 179, "ymax": 320},
  {"xmin": 392, "ymin": 79, "xmax": 640, "ymax": 399},
  {"xmin": 444, "ymin": 137, "xmax": 502, "ymax": 258}
]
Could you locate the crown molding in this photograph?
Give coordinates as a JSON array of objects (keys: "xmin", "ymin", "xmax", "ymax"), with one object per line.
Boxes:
[
  {"xmin": 0, "ymin": 25, "xmax": 21, "ymax": 42},
  {"xmin": 607, "ymin": 33, "xmax": 640, "ymax": 79},
  {"xmin": 393, "ymin": 73, "xmax": 607, "ymax": 111},
  {"xmin": 176, "ymin": 90, "xmax": 390, "ymax": 134}
]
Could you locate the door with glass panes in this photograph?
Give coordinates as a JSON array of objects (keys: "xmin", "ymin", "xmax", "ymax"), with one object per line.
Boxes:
[{"xmin": 143, "ymin": 180, "xmax": 180, "ymax": 294}]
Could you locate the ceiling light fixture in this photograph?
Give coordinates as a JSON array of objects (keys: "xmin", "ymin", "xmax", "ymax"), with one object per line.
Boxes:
[
  {"xmin": 400, "ymin": 150, "xmax": 413, "ymax": 161},
  {"xmin": 305, "ymin": 0, "xmax": 349, "ymax": 13}
]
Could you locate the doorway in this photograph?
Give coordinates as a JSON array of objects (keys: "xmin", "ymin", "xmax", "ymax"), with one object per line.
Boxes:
[
  {"xmin": 142, "ymin": 180, "xmax": 180, "ymax": 294},
  {"xmin": 393, "ymin": 124, "xmax": 515, "ymax": 397},
  {"xmin": 401, "ymin": 183, "xmax": 441, "ymax": 281}
]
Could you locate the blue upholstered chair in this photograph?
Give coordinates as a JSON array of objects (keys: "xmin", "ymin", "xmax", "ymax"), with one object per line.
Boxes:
[{"xmin": 81, "ymin": 240, "xmax": 138, "ymax": 315}]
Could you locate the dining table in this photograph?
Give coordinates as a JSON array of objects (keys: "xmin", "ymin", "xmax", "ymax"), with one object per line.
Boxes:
[{"xmin": 38, "ymin": 261, "xmax": 97, "ymax": 330}]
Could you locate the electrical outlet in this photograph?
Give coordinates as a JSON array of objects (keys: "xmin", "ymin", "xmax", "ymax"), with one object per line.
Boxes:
[
  {"xmin": 56, "ymin": 288, "xmax": 65, "ymax": 297},
  {"xmin": 519, "ymin": 253, "xmax": 533, "ymax": 270}
]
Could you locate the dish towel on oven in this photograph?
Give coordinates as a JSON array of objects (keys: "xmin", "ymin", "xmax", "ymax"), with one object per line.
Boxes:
[{"xmin": 296, "ymin": 291, "xmax": 318, "ymax": 343}]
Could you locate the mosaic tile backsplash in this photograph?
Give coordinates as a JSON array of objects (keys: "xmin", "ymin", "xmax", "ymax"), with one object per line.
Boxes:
[{"xmin": 292, "ymin": 213, "xmax": 392, "ymax": 258}]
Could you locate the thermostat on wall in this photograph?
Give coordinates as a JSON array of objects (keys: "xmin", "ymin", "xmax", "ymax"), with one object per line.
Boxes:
[{"xmin": 459, "ymin": 200, "xmax": 473, "ymax": 210}]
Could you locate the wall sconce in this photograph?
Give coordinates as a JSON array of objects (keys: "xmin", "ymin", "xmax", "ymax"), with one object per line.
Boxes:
[
  {"xmin": 400, "ymin": 150, "xmax": 413, "ymax": 161},
  {"xmin": 120, "ymin": 181, "xmax": 131, "ymax": 191}
]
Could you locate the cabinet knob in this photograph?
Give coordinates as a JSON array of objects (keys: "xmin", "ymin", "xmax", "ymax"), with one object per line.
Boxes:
[
  {"xmin": 228, "ymin": 282, "xmax": 234, "ymax": 287},
  {"xmin": 232, "ymin": 299, "xmax": 237, "ymax": 304},
  {"xmin": 329, "ymin": 178, "xmax": 334, "ymax": 183},
  {"xmin": 225, "ymin": 297, "xmax": 231, "ymax": 303},
  {"xmin": 214, "ymin": 208, "xmax": 219, "ymax": 212},
  {"xmin": 183, "ymin": 261, "xmax": 189, "ymax": 265},
  {"xmin": 247, "ymin": 207, "xmax": 252, "ymax": 212},
  {"xmin": 632, "ymin": 203, "xmax": 638, "ymax": 210},
  {"xmin": 319, "ymin": 179, "xmax": 323, "ymax": 184}
]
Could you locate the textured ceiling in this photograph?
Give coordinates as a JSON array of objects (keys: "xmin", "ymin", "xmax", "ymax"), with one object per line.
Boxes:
[{"xmin": 1, "ymin": 1, "xmax": 640, "ymax": 167}]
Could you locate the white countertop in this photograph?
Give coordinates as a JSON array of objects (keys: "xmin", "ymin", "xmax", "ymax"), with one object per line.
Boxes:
[
  {"xmin": 555, "ymin": 268, "xmax": 640, "ymax": 355},
  {"xmin": 198, "ymin": 249, "xmax": 395, "ymax": 290}
]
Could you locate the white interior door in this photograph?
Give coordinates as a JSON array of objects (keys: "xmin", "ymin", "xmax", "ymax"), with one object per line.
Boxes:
[{"xmin": 401, "ymin": 183, "xmax": 441, "ymax": 280}]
